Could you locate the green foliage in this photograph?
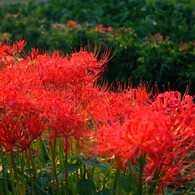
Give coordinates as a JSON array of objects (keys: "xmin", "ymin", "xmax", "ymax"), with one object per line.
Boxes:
[
  {"xmin": 121, "ymin": 175, "xmax": 136, "ymax": 193},
  {"xmin": 96, "ymin": 189, "xmax": 112, "ymax": 195},
  {"xmin": 77, "ymin": 179, "xmax": 96, "ymax": 195},
  {"xmin": 132, "ymin": 37, "xmax": 194, "ymax": 92},
  {"xmin": 178, "ymin": 63, "xmax": 195, "ymax": 95},
  {"xmin": 0, "ymin": 0, "xmax": 194, "ymax": 94}
]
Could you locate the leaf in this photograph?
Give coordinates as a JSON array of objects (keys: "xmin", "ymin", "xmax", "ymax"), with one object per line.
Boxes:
[
  {"xmin": 77, "ymin": 179, "xmax": 96, "ymax": 195},
  {"xmin": 121, "ymin": 175, "xmax": 135, "ymax": 193},
  {"xmin": 68, "ymin": 155, "xmax": 84, "ymax": 160},
  {"xmin": 96, "ymin": 189, "xmax": 112, "ymax": 195},
  {"xmin": 18, "ymin": 169, "xmax": 50, "ymax": 195},
  {"xmin": 135, "ymin": 26, "xmax": 149, "ymax": 37},
  {"xmin": 39, "ymin": 175, "xmax": 50, "ymax": 186},
  {"xmin": 67, "ymin": 162, "xmax": 82, "ymax": 174},
  {"xmin": 81, "ymin": 158, "xmax": 108, "ymax": 175},
  {"xmin": 57, "ymin": 163, "xmax": 82, "ymax": 180}
]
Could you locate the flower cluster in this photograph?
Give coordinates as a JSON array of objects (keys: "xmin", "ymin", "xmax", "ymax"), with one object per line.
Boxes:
[
  {"xmin": 150, "ymin": 33, "xmax": 170, "ymax": 42},
  {"xmin": 95, "ymin": 24, "xmax": 113, "ymax": 33},
  {"xmin": 66, "ymin": 20, "xmax": 80, "ymax": 28},
  {"xmin": 0, "ymin": 40, "xmax": 110, "ymax": 154},
  {"xmin": 90, "ymin": 88, "xmax": 195, "ymax": 192},
  {"xmin": 0, "ymin": 40, "xmax": 194, "ymax": 194}
]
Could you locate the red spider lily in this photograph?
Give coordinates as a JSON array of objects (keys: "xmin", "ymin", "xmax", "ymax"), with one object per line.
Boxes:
[
  {"xmin": 86, "ymin": 83, "xmax": 152, "ymax": 127},
  {"xmin": 93, "ymin": 108, "xmax": 176, "ymax": 167},
  {"xmin": 22, "ymin": 47, "xmax": 39, "ymax": 62},
  {"xmin": 1, "ymin": 40, "xmax": 112, "ymax": 94},
  {"xmin": 0, "ymin": 40, "xmax": 27, "ymax": 70},
  {"xmin": 0, "ymin": 44, "xmax": 9, "ymax": 56},
  {"xmin": 46, "ymin": 101, "xmax": 84, "ymax": 154},
  {"xmin": 32, "ymin": 89, "xmax": 88, "ymax": 154},
  {"xmin": 95, "ymin": 25, "xmax": 114, "ymax": 33},
  {"xmin": 96, "ymin": 24, "xmax": 106, "ymax": 33},
  {"xmin": 150, "ymin": 33, "xmax": 163, "ymax": 41},
  {"xmin": 66, "ymin": 20, "xmax": 77, "ymax": 27},
  {"xmin": 0, "ymin": 87, "xmax": 46, "ymax": 153},
  {"xmin": 0, "ymin": 112, "xmax": 45, "ymax": 153},
  {"xmin": 107, "ymin": 27, "xmax": 113, "ymax": 32},
  {"xmin": 151, "ymin": 91, "xmax": 195, "ymax": 145},
  {"xmin": 12, "ymin": 40, "xmax": 27, "ymax": 55},
  {"xmin": 157, "ymin": 34, "xmax": 163, "ymax": 40},
  {"xmin": 19, "ymin": 44, "xmax": 111, "ymax": 93},
  {"xmin": 91, "ymin": 89, "xmax": 194, "ymax": 192},
  {"xmin": 0, "ymin": 41, "xmax": 113, "ymax": 155},
  {"xmin": 119, "ymin": 27, "xmax": 132, "ymax": 31},
  {"xmin": 40, "ymin": 92, "xmax": 84, "ymax": 153},
  {"xmin": 3, "ymin": 40, "xmax": 27, "ymax": 57},
  {"xmin": 144, "ymin": 151, "xmax": 194, "ymax": 194},
  {"xmin": 0, "ymin": 43, "xmax": 13, "ymax": 69}
]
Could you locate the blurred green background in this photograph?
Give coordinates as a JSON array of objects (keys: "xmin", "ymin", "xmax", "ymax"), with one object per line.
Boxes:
[
  {"xmin": 0, "ymin": 0, "xmax": 194, "ymax": 94},
  {"xmin": 1, "ymin": 0, "xmax": 194, "ymax": 8}
]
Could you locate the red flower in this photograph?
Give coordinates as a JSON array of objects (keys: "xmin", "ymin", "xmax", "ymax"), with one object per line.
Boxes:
[
  {"xmin": 157, "ymin": 33, "xmax": 163, "ymax": 40},
  {"xmin": 96, "ymin": 24, "xmax": 106, "ymax": 33},
  {"xmin": 150, "ymin": 33, "xmax": 164, "ymax": 41},
  {"xmin": 66, "ymin": 20, "xmax": 77, "ymax": 27},
  {"xmin": 93, "ymin": 108, "xmax": 175, "ymax": 169},
  {"xmin": 107, "ymin": 27, "xmax": 113, "ymax": 32},
  {"xmin": 0, "ymin": 87, "xmax": 45, "ymax": 153},
  {"xmin": 45, "ymin": 96, "xmax": 84, "ymax": 154},
  {"xmin": 0, "ymin": 44, "xmax": 9, "ymax": 56},
  {"xmin": 91, "ymin": 88, "xmax": 194, "ymax": 192}
]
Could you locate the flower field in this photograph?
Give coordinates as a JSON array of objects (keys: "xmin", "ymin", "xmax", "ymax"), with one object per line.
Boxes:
[
  {"xmin": 0, "ymin": 0, "xmax": 195, "ymax": 194},
  {"xmin": 0, "ymin": 39, "xmax": 194, "ymax": 195}
]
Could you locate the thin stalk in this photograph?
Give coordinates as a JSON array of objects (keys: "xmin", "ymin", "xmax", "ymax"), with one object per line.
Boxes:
[
  {"xmin": 25, "ymin": 151, "xmax": 36, "ymax": 195},
  {"xmin": 29, "ymin": 151, "xmax": 38, "ymax": 179},
  {"xmin": 37, "ymin": 139, "xmax": 45, "ymax": 168},
  {"xmin": 61, "ymin": 178, "xmax": 65, "ymax": 195},
  {"xmin": 136, "ymin": 153, "xmax": 146, "ymax": 195},
  {"xmin": 113, "ymin": 165, "xmax": 122, "ymax": 195},
  {"xmin": 117, "ymin": 166, "xmax": 122, "ymax": 195},
  {"xmin": 10, "ymin": 149, "xmax": 23, "ymax": 195},
  {"xmin": 0, "ymin": 145, "xmax": 9, "ymax": 195},
  {"xmin": 7, "ymin": 152, "xmax": 16, "ymax": 195},
  {"xmin": 59, "ymin": 139, "xmax": 65, "ymax": 171},
  {"xmin": 59, "ymin": 140, "xmax": 65, "ymax": 194},
  {"xmin": 29, "ymin": 151, "xmax": 41, "ymax": 195},
  {"xmin": 21, "ymin": 153, "xmax": 26, "ymax": 194},
  {"xmin": 65, "ymin": 153, "xmax": 69, "ymax": 195},
  {"xmin": 147, "ymin": 165, "xmax": 162, "ymax": 194},
  {"xmin": 50, "ymin": 138, "xmax": 60, "ymax": 195}
]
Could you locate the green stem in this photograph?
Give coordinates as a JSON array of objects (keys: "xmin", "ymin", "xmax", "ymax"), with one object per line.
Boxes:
[
  {"xmin": 29, "ymin": 151, "xmax": 42, "ymax": 195},
  {"xmin": 118, "ymin": 166, "xmax": 122, "ymax": 195},
  {"xmin": 136, "ymin": 153, "xmax": 146, "ymax": 195},
  {"xmin": 59, "ymin": 139, "xmax": 65, "ymax": 171},
  {"xmin": 25, "ymin": 151, "xmax": 36, "ymax": 195},
  {"xmin": 0, "ymin": 145, "xmax": 9, "ymax": 195},
  {"xmin": 59, "ymin": 140, "xmax": 65, "ymax": 194},
  {"xmin": 21, "ymin": 153, "xmax": 26, "ymax": 194},
  {"xmin": 29, "ymin": 151, "xmax": 38, "ymax": 179},
  {"xmin": 147, "ymin": 165, "xmax": 162, "ymax": 194},
  {"xmin": 10, "ymin": 149, "xmax": 23, "ymax": 195},
  {"xmin": 7, "ymin": 152, "xmax": 16, "ymax": 195},
  {"xmin": 37, "ymin": 139, "xmax": 45, "ymax": 168},
  {"xmin": 51, "ymin": 138, "xmax": 60, "ymax": 195},
  {"xmin": 65, "ymin": 153, "xmax": 69, "ymax": 195},
  {"xmin": 113, "ymin": 165, "xmax": 122, "ymax": 195}
]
